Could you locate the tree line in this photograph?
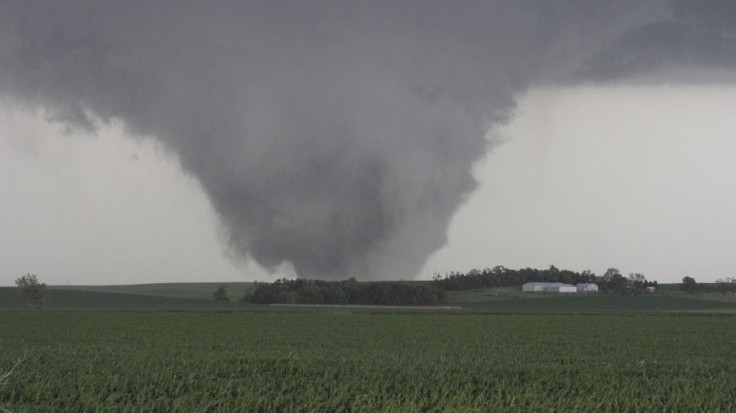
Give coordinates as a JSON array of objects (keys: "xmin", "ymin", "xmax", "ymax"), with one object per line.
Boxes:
[
  {"xmin": 242, "ymin": 278, "xmax": 447, "ymax": 306},
  {"xmin": 715, "ymin": 277, "xmax": 736, "ymax": 294},
  {"xmin": 681, "ymin": 276, "xmax": 736, "ymax": 294},
  {"xmin": 432, "ymin": 266, "xmax": 656, "ymax": 293}
]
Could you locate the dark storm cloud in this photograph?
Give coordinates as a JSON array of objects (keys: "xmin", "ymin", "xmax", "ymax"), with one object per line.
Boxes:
[
  {"xmin": 0, "ymin": 1, "xmax": 733, "ymax": 279},
  {"xmin": 577, "ymin": 0, "xmax": 736, "ymax": 81}
]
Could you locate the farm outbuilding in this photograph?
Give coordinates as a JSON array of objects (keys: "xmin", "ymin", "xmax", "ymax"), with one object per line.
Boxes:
[
  {"xmin": 576, "ymin": 283, "xmax": 599, "ymax": 293},
  {"xmin": 522, "ymin": 282, "xmax": 550, "ymax": 292},
  {"xmin": 522, "ymin": 282, "xmax": 577, "ymax": 293},
  {"xmin": 646, "ymin": 286, "xmax": 656, "ymax": 293},
  {"xmin": 546, "ymin": 284, "xmax": 577, "ymax": 293}
]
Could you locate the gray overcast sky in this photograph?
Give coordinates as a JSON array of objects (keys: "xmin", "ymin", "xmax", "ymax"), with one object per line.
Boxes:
[
  {"xmin": 1, "ymin": 2, "xmax": 735, "ymax": 285},
  {"xmin": 2, "ymin": 84, "xmax": 735, "ymax": 285},
  {"xmin": 422, "ymin": 85, "xmax": 736, "ymax": 283}
]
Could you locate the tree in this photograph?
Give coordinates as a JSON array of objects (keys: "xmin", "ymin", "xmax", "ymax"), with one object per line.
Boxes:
[
  {"xmin": 212, "ymin": 285, "xmax": 231, "ymax": 302},
  {"xmin": 601, "ymin": 268, "xmax": 627, "ymax": 293},
  {"xmin": 628, "ymin": 273, "xmax": 647, "ymax": 290},
  {"xmin": 580, "ymin": 270, "xmax": 596, "ymax": 283},
  {"xmin": 15, "ymin": 274, "xmax": 48, "ymax": 310},
  {"xmin": 715, "ymin": 277, "xmax": 736, "ymax": 295},
  {"xmin": 681, "ymin": 276, "xmax": 698, "ymax": 293}
]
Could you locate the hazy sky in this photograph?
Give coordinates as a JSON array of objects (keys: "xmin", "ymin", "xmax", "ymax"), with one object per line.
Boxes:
[
  {"xmin": 423, "ymin": 85, "xmax": 736, "ymax": 283},
  {"xmin": 1, "ymin": 2, "xmax": 735, "ymax": 285}
]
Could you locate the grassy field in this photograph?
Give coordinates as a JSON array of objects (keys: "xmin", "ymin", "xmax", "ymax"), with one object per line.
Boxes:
[{"xmin": 1, "ymin": 310, "xmax": 735, "ymax": 411}]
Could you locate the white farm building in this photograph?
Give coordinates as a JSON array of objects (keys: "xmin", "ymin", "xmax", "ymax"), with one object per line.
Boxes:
[
  {"xmin": 522, "ymin": 282, "xmax": 598, "ymax": 293},
  {"xmin": 576, "ymin": 283, "xmax": 599, "ymax": 293},
  {"xmin": 522, "ymin": 282, "xmax": 577, "ymax": 293},
  {"xmin": 522, "ymin": 282, "xmax": 550, "ymax": 292},
  {"xmin": 547, "ymin": 284, "xmax": 577, "ymax": 293}
]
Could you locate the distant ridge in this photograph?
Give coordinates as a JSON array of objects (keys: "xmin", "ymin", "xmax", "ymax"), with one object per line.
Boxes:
[
  {"xmin": 0, "ymin": 287, "xmax": 221, "ymax": 310},
  {"xmin": 51, "ymin": 282, "xmax": 255, "ymax": 301}
]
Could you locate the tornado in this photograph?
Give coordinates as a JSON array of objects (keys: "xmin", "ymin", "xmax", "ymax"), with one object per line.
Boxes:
[{"xmin": 0, "ymin": 1, "xmax": 733, "ymax": 279}]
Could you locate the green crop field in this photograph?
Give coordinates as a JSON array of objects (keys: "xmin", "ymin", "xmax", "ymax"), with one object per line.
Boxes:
[{"xmin": 2, "ymin": 308, "xmax": 736, "ymax": 411}]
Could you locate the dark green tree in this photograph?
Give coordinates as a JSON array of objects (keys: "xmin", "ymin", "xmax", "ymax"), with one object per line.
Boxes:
[
  {"xmin": 602, "ymin": 268, "xmax": 627, "ymax": 293},
  {"xmin": 628, "ymin": 273, "xmax": 647, "ymax": 290},
  {"xmin": 680, "ymin": 276, "xmax": 698, "ymax": 293},
  {"xmin": 15, "ymin": 274, "xmax": 48, "ymax": 310},
  {"xmin": 212, "ymin": 285, "xmax": 231, "ymax": 302}
]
